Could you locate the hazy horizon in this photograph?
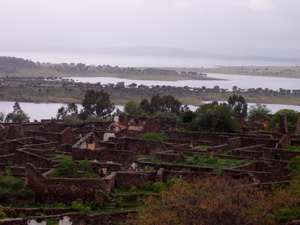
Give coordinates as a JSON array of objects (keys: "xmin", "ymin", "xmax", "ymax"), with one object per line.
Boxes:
[{"xmin": 1, "ymin": 0, "xmax": 300, "ymax": 59}]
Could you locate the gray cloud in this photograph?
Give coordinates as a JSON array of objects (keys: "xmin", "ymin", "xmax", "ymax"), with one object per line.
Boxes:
[{"xmin": 0, "ymin": 0, "xmax": 299, "ymax": 57}]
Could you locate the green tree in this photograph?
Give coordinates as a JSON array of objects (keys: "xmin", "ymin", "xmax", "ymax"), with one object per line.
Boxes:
[
  {"xmin": 63, "ymin": 115, "xmax": 83, "ymax": 125},
  {"xmin": 78, "ymin": 158, "xmax": 93, "ymax": 172},
  {"xmin": 148, "ymin": 94, "xmax": 182, "ymax": 115},
  {"xmin": 228, "ymin": 94, "xmax": 248, "ymax": 119},
  {"xmin": 50, "ymin": 159, "xmax": 78, "ymax": 178},
  {"xmin": 247, "ymin": 103, "xmax": 271, "ymax": 122},
  {"xmin": 140, "ymin": 99, "xmax": 152, "ymax": 114},
  {"xmin": 155, "ymin": 111, "xmax": 181, "ymax": 127},
  {"xmin": 181, "ymin": 110, "xmax": 195, "ymax": 123},
  {"xmin": 80, "ymin": 89, "xmax": 115, "ymax": 119},
  {"xmin": 5, "ymin": 102, "xmax": 30, "ymax": 123},
  {"xmin": 191, "ymin": 104, "xmax": 238, "ymax": 132},
  {"xmin": 150, "ymin": 94, "xmax": 163, "ymax": 112},
  {"xmin": 124, "ymin": 100, "xmax": 142, "ymax": 116},
  {"xmin": 56, "ymin": 103, "xmax": 78, "ymax": 120},
  {"xmin": 0, "ymin": 112, "xmax": 5, "ymax": 122},
  {"xmin": 269, "ymin": 109, "xmax": 300, "ymax": 128}
]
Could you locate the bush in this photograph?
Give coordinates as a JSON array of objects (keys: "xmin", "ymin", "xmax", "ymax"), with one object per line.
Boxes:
[
  {"xmin": 142, "ymin": 181, "xmax": 154, "ymax": 192},
  {"xmin": 269, "ymin": 109, "xmax": 300, "ymax": 128},
  {"xmin": 0, "ymin": 175, "xmax": 35, "ymax": 203},
  {"xmin": 285, "ymin": 146, "xmax": 300, "ymax": 151},
  {"xmin": 50, "ymin": 159, "xmax": 78, "ymax": 178},
  {"xmin": 78, "ymin": 158, "xmax": 93, "ymax": 172},
  {"xmin": 0, "ymin": 209, "xmax": 6, "ymax": 219},
  {"xmin": 137, "ymin": 132, "xmax": 168, "ymax": 142},
  {"xmin": 71, "ymin": 199, "xmax": 91, "ymax": 213},
  {"xmin": 155, "ymin": 111, "xmax": 181, "ymax": 126},
  {"xmin": 286, "ymin": 156, "xmax": 300, "ymax": 178},
  {"xmin": 190, "ymin": 104, "xmax": 238, "ymax": 132},
  {"xmin": 63, "ymin": 115, "xmax": 83, "ymax": 125},
  {"xmin": 85, "ymin": 116, "xmax": 104, "ymax": 123},
  {"xmin": 124, "ymin": 100, "xmax": 142, "ymax": 116},
  {"xmin": 247, "ymin": 103, "xmax": 271, "ymax": 122},
  {"xmin": 153, "ymin": 182, "xmax": 164, "ymax": 193},
  {"xmin": 130, "ymin": 186, "xmax": 138, "ymax": 193}
]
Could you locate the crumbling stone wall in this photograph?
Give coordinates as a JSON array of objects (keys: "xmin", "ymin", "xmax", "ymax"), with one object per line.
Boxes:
[
  {"xmin": 115, "ymin": 137, "xmax": 167, "ymax": 155},
  {"xmin": 26, "ymin": 127, "xmax": 74, "ymax": 145},
  {"xmin": 13, "ymin": 149, "xmax": 53, "ymax": 168},
  {"xmin": 72, "ymin": 148, "xmax": 137, "ymax": 165},
  {"xmin": 115, "ymin": 171, "xmax": 156, "ymax": 189},
  {"xmin": 160, "ymin": 170, "xmax": 216, "ymax": 183},
  {"xmin": 0, "ymin": 210, "xmax": 138, "ymax": 225},
  {"xmin": 222, "ymin": 161, "xmax": 290, "ymax": 183},
  {"xmin": 138, "ymin": 162, "xmax": 214, "ymax": 173},
  {"xmin": 155, "ymin": 151, "xmax": 186, "ymax": 162},
  {"xmin": 25, "ymin": 164, "xmax": 115, "ymax": 205}
]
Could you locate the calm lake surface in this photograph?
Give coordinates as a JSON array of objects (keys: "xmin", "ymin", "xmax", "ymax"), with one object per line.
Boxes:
[
  {"xmin": 70, "ymin": 73, "xmax": 300, "ymax": 91},
  {"xmin": 0, "ymin": 101, "xmax": 299, "ymax": 122}
]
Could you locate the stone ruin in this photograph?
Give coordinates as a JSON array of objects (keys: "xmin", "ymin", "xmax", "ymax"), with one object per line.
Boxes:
[{"xmin": 0, "ymin": 114, "xmax": 300, "ymax": 224}]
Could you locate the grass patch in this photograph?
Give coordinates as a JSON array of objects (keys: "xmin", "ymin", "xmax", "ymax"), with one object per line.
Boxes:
[
  {"xmin": 285, "ymin": 146, "xmax": 300, "ymax": 151},
  {"xmin": 137, "ymin": 132, "xmax": 168, "ymax": 142},
  {"xmin": 179, "ymin": 155, "xmax": 250, "ymax": 173},
  {"xmin": 0, "ymin": 175, "xmax": 35, "ymax": 204},
  {"xmin": 189, "ymin": 145, "xmax": 210, "ymax": 151},
  {"xmin": 219, "ymin": 150, "xmax": 233, "ymax": 155}
]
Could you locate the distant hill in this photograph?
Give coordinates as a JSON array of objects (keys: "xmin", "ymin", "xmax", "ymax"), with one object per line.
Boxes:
[{"xmin": 0, "ymin": 56, "xmax": 36, "ymax": 73}]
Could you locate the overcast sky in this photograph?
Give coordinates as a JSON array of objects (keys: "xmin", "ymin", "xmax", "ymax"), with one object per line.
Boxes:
[{"xmin": 0, "ymin": 0, "xmax": 300, "ymax": 57}]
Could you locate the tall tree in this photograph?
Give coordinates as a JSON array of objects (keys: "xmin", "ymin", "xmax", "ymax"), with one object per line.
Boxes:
[
  {"xmin": 247, "ymin": 103, "xmax": 271, "ymax": 122},
  {"xmin": 140, "ymin": 99, "xmax": 153, "ymax": 114},
  {"xmin": 5, "ymin": 102, "xmax": 30, "ymax": 123},
  {"xmin": 124, "ymin": 100, "xmax": 142, "ymax": 116},
  {"xmin": 228, "ymin": 94, "xmax": 248, "ymax": 119},
  {"xmin": 190, "ymin": 103, "xmax": 238, "ymax": 132},
  {"xmin": 80, "ymin": 89, "xmax": 115, "ymax": 119},
  {"xmin": 56, "ymin": 103, "xmax": 78, "ymax": 120}
]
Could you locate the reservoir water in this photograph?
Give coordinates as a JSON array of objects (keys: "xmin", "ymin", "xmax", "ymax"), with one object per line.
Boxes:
[
  {"xmin": 0, "ymin": 101, "xmax": 299, "ymax": 122},
  {"xmin": 70, "ymin": 73, "xmax": 300, "ymax": 91}
]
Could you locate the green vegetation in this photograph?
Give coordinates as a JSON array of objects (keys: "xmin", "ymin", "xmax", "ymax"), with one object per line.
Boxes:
[
  {"xmin": 50, "ymin": 159, "xmax": 99, "ymax": 178},
  {"xmin": 228, "ymin": 94, "xmax": 248, "ymax": 119},
  {"xmin": 71, "ymin": 199, "xmax": 92, "ymax": 213},
  {"xmin": 0, "ymin": 209, "xmax": 6, "ymax": 219},
  {"xmin": 137, "ymin": 153, "xmax": 250, "ymax": 173},
  {"xmin": 0, "ymin": 175, "xmax": 35, "ymax": 204},
  {"xmin": 4, "ymin": 102, "xmax": 30, "ymax": 123},
  {"xmin": 188, "ymin": 146, "xmax": 210, "ymax": 151},
  {"xmin": 1, "ymin": 76, "xmax": 300, "ymax": 106},
  {"xmin": 50, "ymin": 153, "xmax": 72, "ymax": 162},
  {"xmin": 0, "ymin": 56, "xmax": 208, "ymax": 81},
  {"xmin": 124, "ymin": 100, "xmax": 142, "ymax": 116},
  {"xmin": 269, "ymin": 109, "xmax": 300, "ymax": 128},
  {"xmin": 286, "ymin": 156, "xmax": 300, "ymax": 178},
  {"xmin": 180, "ymin": 155, "xmax": 250, "ymax": 173},
  {"xmin": 247, "ymin": 103, "xmax": 271, "ymax": 122},
  {"xmin": 285, "ymin": 146, "xmax": 300, "ymax": 151},
  {"xmin": 129, "ymin": 176, "xmax": 300, "ymax": 225},
  {"xmin": 80, "ymin": 89, "xmax": 115, "ymax": 120},
  {"xmin": 190, "ymin": 102, "xmax": 238, "ymax": 132},
  {"xmin": 137, "ymin": 132, "xmax": 168, "ymax": 142},
  {"xmin": 63, "ymin": 115, "xmax": 84, "ymax": 125}
]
